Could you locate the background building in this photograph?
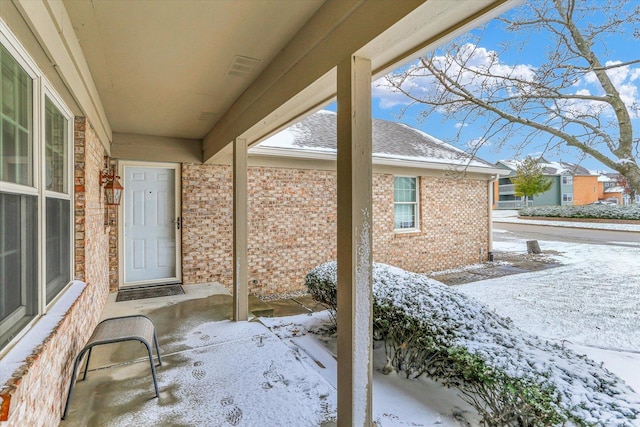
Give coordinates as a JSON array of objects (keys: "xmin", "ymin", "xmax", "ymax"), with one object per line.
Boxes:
[{"xmin": 493, "ymin": 158, "xmax": 627, "ymax": 209}]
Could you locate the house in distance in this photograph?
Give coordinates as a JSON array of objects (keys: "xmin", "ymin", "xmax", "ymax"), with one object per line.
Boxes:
[{"xmin": 494, "ymin": 157, "xmax": 627, "ymax": 209}]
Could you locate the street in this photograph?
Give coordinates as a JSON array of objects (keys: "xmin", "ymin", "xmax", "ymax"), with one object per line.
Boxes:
[{"xmin": 493, "ymin": 221, "xmax": 640, "ymax": 246}]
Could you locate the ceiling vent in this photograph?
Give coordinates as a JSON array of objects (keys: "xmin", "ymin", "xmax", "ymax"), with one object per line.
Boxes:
[
  {"xmin": 226, "ymin": 55, "xmax": 261, "ymax": 77},
  {"xmin": 198, "ymin": 112, "xmax": 217, "ymax": 121}
]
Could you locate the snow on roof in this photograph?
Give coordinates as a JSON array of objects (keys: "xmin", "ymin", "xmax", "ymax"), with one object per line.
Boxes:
[
  {"xmin": 604, "ymin": 186, "xmax": 625, "ymax": 193},
  {"xmin": 497, "ymin": 158, "xmax": 593, "ymax": 176},
  {"xmin": 598, "ymin": 175, "xmax": 616, "ymax": 182},
  {"xmin": 256, "ymin": 110, "xmax": 495, "ymax": 170}
]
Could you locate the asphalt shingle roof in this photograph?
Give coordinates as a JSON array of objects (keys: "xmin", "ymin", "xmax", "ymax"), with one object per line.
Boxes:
[{"xmin": 256, "ymin": 110, "xmax": 495, "ymax": 169}]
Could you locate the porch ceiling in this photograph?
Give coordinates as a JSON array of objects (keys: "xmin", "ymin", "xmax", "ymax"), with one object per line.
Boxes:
[
  {"xmin": 62, "ymin": 0, "xmax": 325, "ymax": 141},
  {"xmin": 60, "ymin": 0, "xmax": 514, "ymax": 163}
]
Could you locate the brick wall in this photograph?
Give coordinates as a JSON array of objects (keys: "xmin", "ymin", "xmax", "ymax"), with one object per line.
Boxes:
[
  {"xmin": 181, "ymin": 164, "xmax": 234, "ymax": 286},
  {"xmin": 374, "ymin": 175, "xmax": 489, "ymax": 273},
  {"xmin": 76, "ymin": 118, "xmax": 112, "ymax": 288},
  {"xmin": 181, "ymin": 164, "xmax": 490, "ymax": 295},
  {"xmin": 573, "ymin": 175, "xmax": 599, "ymax": 206},
  {"xmin": 0, "ymin": 118, "xmax": 110, "ymax": 425},
  {"xmin": 247, "ymin": 167, "xmax": 338, "ymax": 294}
]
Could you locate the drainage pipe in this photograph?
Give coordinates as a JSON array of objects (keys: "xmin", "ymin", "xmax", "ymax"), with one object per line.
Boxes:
[{"xmin": 487, "ymin": 176, "xmax": 498, "ymax": 262}]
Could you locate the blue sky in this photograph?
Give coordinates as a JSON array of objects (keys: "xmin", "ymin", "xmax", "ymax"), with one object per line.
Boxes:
[{"xmin": 326, "ymin": 2, "xmax": 639, "ymax": 172}]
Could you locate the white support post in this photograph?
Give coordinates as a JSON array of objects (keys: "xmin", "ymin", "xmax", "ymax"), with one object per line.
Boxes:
[
  {"xmin": 233, "ymin": 137, "xmax": 249, "ymax": 321},
  {"xmin": 336, "ymin": 55, "xmax": 373, "ymax": 427}
]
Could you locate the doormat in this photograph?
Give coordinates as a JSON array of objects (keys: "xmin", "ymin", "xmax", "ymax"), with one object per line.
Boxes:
[{"xmin": 116, "ymin": 284, "xmax": 185, "ymax": 302}]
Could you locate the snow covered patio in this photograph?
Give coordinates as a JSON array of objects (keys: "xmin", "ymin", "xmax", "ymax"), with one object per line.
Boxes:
[
  {"xmin": 59, "ymin": 282, "xmax": 481, "ymax": 426},
  {"xmin": 59, "ymin": 220, "xmax": 640, "ymax": 426},
  {"xmin": 59, "ymin": 283, "xmax": 336, "ymax": 426}
]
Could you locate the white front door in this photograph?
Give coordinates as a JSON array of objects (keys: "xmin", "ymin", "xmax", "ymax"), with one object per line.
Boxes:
[{"xmin": 122, "ymin": 163, "xmax": 181, "ymax": 287}]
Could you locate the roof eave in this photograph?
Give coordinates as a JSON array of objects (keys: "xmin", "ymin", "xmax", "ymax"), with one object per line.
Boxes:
[
  {"xmin": 249, "ymin": 146, "xmax": 503, "ymax": 176},
  {"xmin": 374, "ymin": 156, "xmax": 504, "ymax": 176}
]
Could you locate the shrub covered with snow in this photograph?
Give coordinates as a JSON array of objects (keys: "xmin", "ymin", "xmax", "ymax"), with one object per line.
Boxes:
[
  {"xmin": 305, "ymin": 261, "xmax": 640, "ymax": 426},
  {"xmin": 520, "ymin": 204, "xmax": 640, "ymax": 220},
  {"xmin": 305, "ymin": 263, "xmax": 338, "ymax": 328}
]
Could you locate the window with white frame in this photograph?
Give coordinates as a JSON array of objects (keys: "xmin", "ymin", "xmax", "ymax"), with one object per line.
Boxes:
[
  {"xmin": 562, "ymin": 175, "xmax": 573, "ymax": 185},
  {"xmin": 394, "ymin": 176, "xmax": 419, "ymax": 230},
  {"xmin": 562, "ymin": 193, "xmax": 573, "ymax": 202},
  {"xmin": 1, "ymin": 25, "xmax": 73, "ymax": 350}
]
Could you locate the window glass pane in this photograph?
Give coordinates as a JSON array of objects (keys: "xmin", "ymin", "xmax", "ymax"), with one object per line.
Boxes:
[
  {"xmin": 394, "ymin": 177, "xmax": 418, "ymax": 229},
  {"xmin": 1, "ymin": 46, "xmax": 32, "ymax": 186},
  {"xmin": 394, "ymin": 204, "xmax": 416, "ymax": 229},
  {"xmin": 394, "ymin": 177, "xmax": 416, "ymax": 202},
  {"xmin": 45, "ymin": 97, "xmax": 67, "ymax": 193},
  {"xmin": 1, "ymin": 192, "xmax": 38, "ymax": 349},
  {"xmin": 46, "ymin": 197, "xmax": 70, "ymax": 303}
]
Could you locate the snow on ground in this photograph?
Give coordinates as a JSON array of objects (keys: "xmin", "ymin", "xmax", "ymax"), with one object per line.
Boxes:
[
  {"xmin": 217, "ymin": 232, "xmax": 638, "ymax": 425},
  {"xmin": 261, "ymin": 313, "xmax": 482, "ymax": 426},
  {"xmin": 459, "ymin": 239, "xmax": 640, "ymax": 352},
  {"xmin": 74, "ymin": 216, "xmax": 639, "ymax": 426},
  {"xmin": 457, "ymin": 236, "xmax": 640, "ymax": 405},
  {"xmin": 259, "ymin": 218, "xmax": 640, "ymax": 426},
  {"xmin": 98, "ymin": 320, "xmax": 336, "ymax": 427},
  {"xmin": 263, "ymin": 227, "xmax": 640, "ymax": 425}
]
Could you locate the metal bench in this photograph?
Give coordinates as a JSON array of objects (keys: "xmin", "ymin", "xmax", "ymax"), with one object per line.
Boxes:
[{"xmin": 62, "ymin": 315, "xmax": 162, "ymax": 420}]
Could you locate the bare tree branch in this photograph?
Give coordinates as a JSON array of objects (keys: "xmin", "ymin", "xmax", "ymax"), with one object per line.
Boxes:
[{"xmin": 381, "ymin": 0, "xmax": 640, "ymax": 195}]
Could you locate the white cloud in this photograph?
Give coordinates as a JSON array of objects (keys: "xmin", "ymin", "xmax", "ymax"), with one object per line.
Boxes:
[
  {"xmin": 375, "ymin": 43, "xmax": 538, "ymax": 110},
  {"xmin": 618, "ymin": 84, "xmax": 639, "ymax": 110},
  {"xmin": 372, "ymin": 78, "xmax": 415, "ymax": 108},
  {"xmin": 580, "ymin": 61, "xmax": 640, "ymax": 117},
  {"xmin": 455, "ymin": 122, "xmax": 469, "ymax": 128},
  {"xmin": 375, "ymin": 44, "xmax": 640, "ymax": 121}
]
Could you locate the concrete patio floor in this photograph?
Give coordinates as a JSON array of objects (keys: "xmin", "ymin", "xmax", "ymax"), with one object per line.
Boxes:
[{"xmin": 59, "ymin": 283, "xmax": 335, "ymax": 426}]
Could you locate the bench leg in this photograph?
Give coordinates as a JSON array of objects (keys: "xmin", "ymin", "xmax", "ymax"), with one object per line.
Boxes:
[
  {"xmin": 143, "ymin": 342, "xmax": 160, "ymax": 398},
  {"xmin": 62, "ymin": 347, "xmax": 89, "ymax": 420},
  {"xmin": 153, "ymin": 329, "xmax": 162, "ymax": 367},
  {"xmin": 82, "ymin": 346, "xmax": 94, "ymax": 380}
]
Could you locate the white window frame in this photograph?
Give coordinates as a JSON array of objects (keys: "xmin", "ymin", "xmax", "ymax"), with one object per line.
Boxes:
[
  {"xmin": 41, "ymin": 88, "xmax": 74, "ymax": 307},
  {"xmin": 1, "ymin": 19, "xmax": 74, "ymax": 352},
  {"xmin": 562, "ymin": 193, "xmax": 573, "ymax": 202},
  {"xmin": 393, "ymin": 176, "xmax": 420, "ymax": 232},
  {"xmin": 562, "ymin": 175, "xmax": 573, "ymax": 185}
]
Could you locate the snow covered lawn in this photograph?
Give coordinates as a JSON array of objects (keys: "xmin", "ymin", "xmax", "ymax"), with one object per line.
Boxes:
[
  {"xmin": 457, "ymin": 237, "xmax": 640, "ymax": 394},
  {"xmin": 303, "ymin": 259, "xmax": 640, "ymax": 425},
  {"xmin": 267, "ymin": 230, "xmax": 640, "ymax": 426},
  {"xmin": 457, "ymin": 237, "xmax": 640, "ymax": 425},
  {"xmin": 460, "ymin": 238, "xmax": 640, "ymax": 351}
]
